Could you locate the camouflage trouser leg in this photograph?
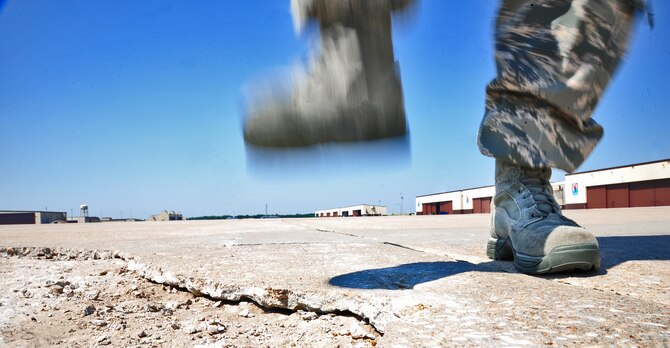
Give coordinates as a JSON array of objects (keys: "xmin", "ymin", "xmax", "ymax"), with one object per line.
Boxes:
[{"xmin": 477, "ymin": 0, "xmax": 640, "ymax": 172}]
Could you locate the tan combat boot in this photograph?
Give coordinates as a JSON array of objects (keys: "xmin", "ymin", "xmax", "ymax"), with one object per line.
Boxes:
[{"xmin": 487, "ymin": 160, "xmax": 600, "ymax": 274}]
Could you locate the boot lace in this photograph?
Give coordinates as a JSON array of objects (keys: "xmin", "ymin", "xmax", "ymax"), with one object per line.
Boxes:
[{"xmin": 519, "ymin": 177, "xmax": 562, "ymax": 218}]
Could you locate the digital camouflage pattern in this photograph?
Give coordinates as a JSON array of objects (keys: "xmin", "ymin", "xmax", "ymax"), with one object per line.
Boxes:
[{"xmin": 478, "ymin": 0, "xmax": 648, "ymax": 172}]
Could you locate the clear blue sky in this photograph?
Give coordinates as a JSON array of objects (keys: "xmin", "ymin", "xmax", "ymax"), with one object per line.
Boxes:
[{"xmin": 1, "ymin": 1, "xmax": 668, "ymax": 218}]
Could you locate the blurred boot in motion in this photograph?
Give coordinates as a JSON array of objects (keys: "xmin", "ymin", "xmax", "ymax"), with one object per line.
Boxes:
[{"xmin": 243, "ymin": 0, "xmax": 415, "ymax": 148}]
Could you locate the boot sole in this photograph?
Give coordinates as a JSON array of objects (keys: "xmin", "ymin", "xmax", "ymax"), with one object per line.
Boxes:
[{"xmin": 487, "ymin": 238, "xmax": 600, "ymax": 275}]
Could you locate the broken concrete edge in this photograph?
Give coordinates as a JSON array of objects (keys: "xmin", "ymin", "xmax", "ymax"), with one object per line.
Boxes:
[
  {"xmin": 0, "ymin": 246, "xmax": 390, "ymax": 335},
  {"xmin": 0, "ymin": 246, "xmax": 132, "ymax": 261}
]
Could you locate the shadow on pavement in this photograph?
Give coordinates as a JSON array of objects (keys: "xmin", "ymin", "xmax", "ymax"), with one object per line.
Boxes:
[
  {"xmin": 597, "ymin": 235, "xmax": 670, "ymax": 269},
  {"xmin": 329, "ymin": 261, "xmax": 499, "ymax": 290},
  {"xmin": 329, "ymin": 235, "xmax": 670, "ymax": 289}
]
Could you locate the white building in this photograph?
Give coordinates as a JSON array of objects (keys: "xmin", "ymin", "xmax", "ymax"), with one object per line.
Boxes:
[
  {"xmin": 564, "ymin": 159, "xmax": 670, "ymax": 209},
  {"xmin": 315, "ymin": 205, "xmax": 387, "ymax": 217},
  {"xmin": 415, "ymin": 158, "xmax": 669, "ymax": 214},
  {"xmin": 416, "ymin": 185, "xmax": 496, "ymax": 215},
  {"xmin": 149, "ymin": 210, "xmax": 184, "ymax": 221}
]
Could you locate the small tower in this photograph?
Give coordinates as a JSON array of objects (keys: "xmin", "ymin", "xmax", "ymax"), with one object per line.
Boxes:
[{"xmin": 80, "ymin": 204, "xmax": 89, "ymax": 217}]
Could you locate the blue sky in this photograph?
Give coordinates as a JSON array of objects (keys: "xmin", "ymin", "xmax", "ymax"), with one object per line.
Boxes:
[{"xmin": 1, "ymin": 1, "xmax": 668, "ymax": 218}]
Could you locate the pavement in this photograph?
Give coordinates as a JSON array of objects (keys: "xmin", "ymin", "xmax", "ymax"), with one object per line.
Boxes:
[{"xmin": 1, "ymin": 206, "xmax": 669, "ymax": 346}]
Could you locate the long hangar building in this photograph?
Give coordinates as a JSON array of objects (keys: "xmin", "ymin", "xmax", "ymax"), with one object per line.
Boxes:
[
  {"xmin": 0, "ymin": 211, "xmax": 67, "ymax": 225},
  {"xmin": 416, "ymin": 159, "xmax": 670, "ymax": 215}
]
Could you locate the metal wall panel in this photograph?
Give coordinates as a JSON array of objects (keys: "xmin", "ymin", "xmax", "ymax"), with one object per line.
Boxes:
[{"xmin": 0, "ymin": 213, "xmax": 36, "ymax": 225}]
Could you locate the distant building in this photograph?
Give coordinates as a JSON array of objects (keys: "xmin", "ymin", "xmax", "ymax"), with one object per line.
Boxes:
[
  {"xmin": 564, "ymin": 159, "xmax": 670, "ymax": 209},
  {"xmin": 66, "ymin": 203, "xmax": 101, "ymax": 223},
  {"xmin": 101, "ymin": 217, "xmax": 143, "ymax": 222},
  {"xmin": 416, "ymin": 158, "xmax": 670, "ymax": 214},
  {"xmin": 149, "ymin": 211, "xmax": 184, "ymax": 221},
  {"xmin": 315, "ymin": 205, "xmax": 387, "ymax": 217},
  {"xmin": 417, "ymin": 182, "xmax": 566, "ymax": 215},
  {"xmin": 417, "ymin": 185, "xmax": 495, "ymax": 215},
  {"xmin": 0, "ymin": 211, "xmax": 67, "ymax": 225},
  {"xmin": 67, "ymin": 216, "xmax": 102, "ymax": 223}
]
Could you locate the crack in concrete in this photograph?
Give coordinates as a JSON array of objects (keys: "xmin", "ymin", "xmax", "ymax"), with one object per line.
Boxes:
[
  {"xmin": 311, "ymin": 226, "xmax": 429, "ymax": 254},
  {"xmin": 314, "ymin": 228, "xmax": 362, "ymax": 239},
  {"xmin": 142, "ymin": 275, "xmax": 371, "ymax": 326},
  {"xmin": 225, "ymin": 242, "xmax": 348, "ymax": 247},
  {"xmin": 290, "ymin": 222, "xmax": 436, "ymax": 256},
  {"xmin": 126, "ymin": 258, "xmax": 390, "ymax": 334},
  {"xmin": 382, "ymin": 242, "xmax": 425, "ymax": 253}
]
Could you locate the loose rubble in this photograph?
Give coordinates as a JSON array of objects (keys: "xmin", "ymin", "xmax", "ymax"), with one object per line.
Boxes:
[{"xmin": 0, "ymin": 248, "xmax": 379, "ymax": 347}]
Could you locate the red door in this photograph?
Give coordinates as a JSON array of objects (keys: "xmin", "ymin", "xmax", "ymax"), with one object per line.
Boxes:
[
  {"xmin": 473, "ymin": 197, "xmax": 492, "ymax": 214},
  {"xmin": 630, "ymin": 181, "xmax": 655, "ymax": 207},
  {"xmin": 481, "ymin": 197, "xmax": 492, "ymax": 214},
  {"xmin": 587, "ymin": 186, "xmax": 607, "ymax": 209},
  {"xmin": 473, "ymin": 198, "xmax": 482, "ymax": 214},
  {"xmin": 446, "ymin": 201, "xmax": 453, "ymax": 214},
  {"xmin": 438, "ymin": 201, "xmax": 452, "ymax": 214},
  {"xmin": 607, "ymin": 183, "xmax": 629, "ymax": 208},
  {"xmin": 655, "ymin": 179, "xmax": 670, "ymax": 206}
]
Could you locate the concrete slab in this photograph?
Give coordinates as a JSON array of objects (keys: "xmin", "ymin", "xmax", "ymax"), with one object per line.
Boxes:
[{"xmin": 1, "ymin": 207, "xmax": 669, "ymax": 346}]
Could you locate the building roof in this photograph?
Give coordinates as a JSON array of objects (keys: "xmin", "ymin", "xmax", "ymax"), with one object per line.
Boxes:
[
  {"xmin": 566, "ymin": 158, "xmax": 670, "ymax": 176},
  {"xmin": 417, "ymin": 181, "xmax": 564, "ymax": 199},
  {"xmin": 416, "ymin": 184, "xmax": 494, "ymax": 198},
  {"xmin": 0, "ymin": 210, "xmax": 67, "ymax": 214},
  {"xmin": 315, "ymin": 204, "xmax": 387, "ymax": 212}
]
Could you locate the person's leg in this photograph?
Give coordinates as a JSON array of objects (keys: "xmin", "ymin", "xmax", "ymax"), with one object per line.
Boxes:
[
  {"xmin": 480, "ymin": 0, "xmax": 641, "ymax": 274},
  {"xmin": 243, "ymin": 0, "xmax": 414, "ymax": 148}
]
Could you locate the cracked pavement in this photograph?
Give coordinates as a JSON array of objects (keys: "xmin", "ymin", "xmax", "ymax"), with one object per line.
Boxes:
[{"xmin": 1, "ymin": 206, "xmax": 669, "ymax": 346}]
